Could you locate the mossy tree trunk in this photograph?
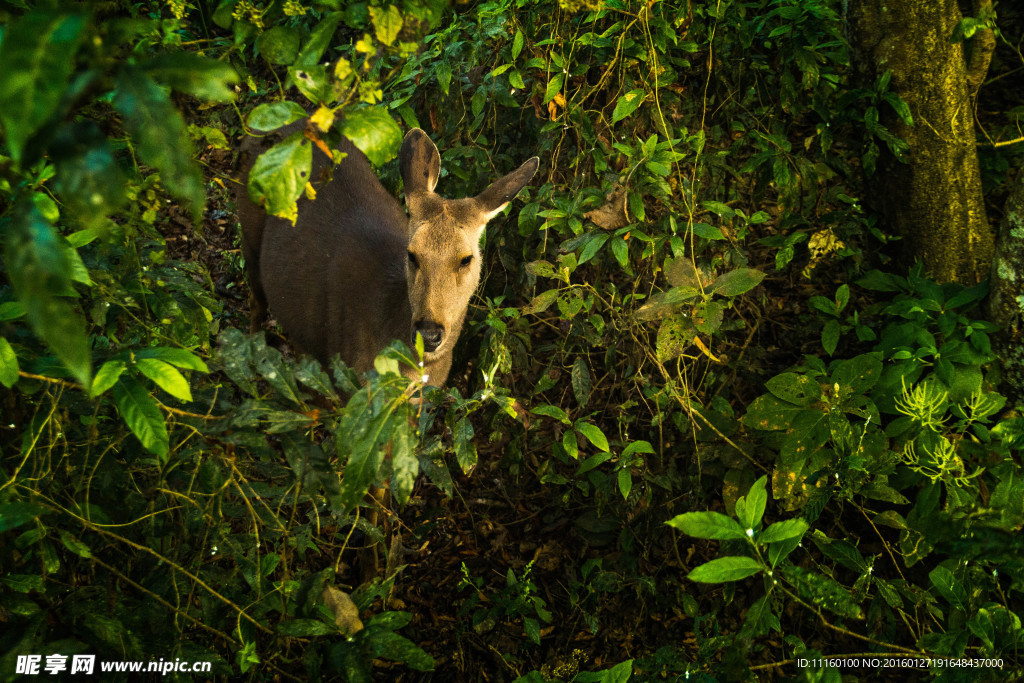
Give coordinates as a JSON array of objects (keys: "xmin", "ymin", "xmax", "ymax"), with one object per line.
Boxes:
[
  {"xmin": 989, "ymin": 172, "xmax": 1024, "ymax": 405},
  {"xmin": 846, "ymin": 0, "xmax": 994, "ymax": 283}
]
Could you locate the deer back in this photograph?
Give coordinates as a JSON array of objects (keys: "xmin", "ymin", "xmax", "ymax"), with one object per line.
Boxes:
[{"xmin": 237, "ymin": 123, "xmax": 538, "ymax": 386}]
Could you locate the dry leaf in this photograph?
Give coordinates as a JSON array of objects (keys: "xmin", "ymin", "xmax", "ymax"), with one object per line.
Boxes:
[
  {"xmin": 321, "ymin": 586, "xmax": 364, "ymax": 636},
  {"xmin": 584, "ymin": 183, "xmax": 628, "ymax": 230}
]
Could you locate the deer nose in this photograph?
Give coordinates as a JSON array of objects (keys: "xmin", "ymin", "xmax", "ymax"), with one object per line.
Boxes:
[{"xmin": 414, "ymin": 321, "xmax": 445, "ymax": 352}]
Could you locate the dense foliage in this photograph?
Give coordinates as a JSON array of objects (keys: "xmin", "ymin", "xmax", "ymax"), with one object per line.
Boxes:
[{"xmin": 1, "ymin": 0, "xmax": 1022, "ymax": 681}]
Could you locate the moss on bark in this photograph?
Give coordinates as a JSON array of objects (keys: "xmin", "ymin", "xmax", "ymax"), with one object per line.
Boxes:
[{"xmin": 847, "ymin": 0, "xmax": 994, "ymax": 283}]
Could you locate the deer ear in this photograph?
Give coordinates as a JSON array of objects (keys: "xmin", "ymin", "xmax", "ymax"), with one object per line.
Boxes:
[
  {"xmin": 474, "ymin": 157, "xmax": 540, "ymax": 219},
  {"xmin": 400, "ymin": 128, "xmax": 441, "ymax": 197}
]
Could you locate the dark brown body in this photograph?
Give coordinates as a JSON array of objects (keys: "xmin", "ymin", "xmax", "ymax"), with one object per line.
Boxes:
[{"xmin": 236, "ymin": 122, "xmax": 538, "ymax": 386}]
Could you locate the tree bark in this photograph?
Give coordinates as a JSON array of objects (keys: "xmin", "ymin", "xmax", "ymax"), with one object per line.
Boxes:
[
  {"xmin": 989, "ymin": 171, "xmax": 1024, "ymax": 405},
  {"xmin": 846, "ymin": 0, "xmax": 994, "ymax": 283}
]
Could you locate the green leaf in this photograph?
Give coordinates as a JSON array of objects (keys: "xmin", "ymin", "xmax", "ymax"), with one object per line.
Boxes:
[
  {"xmin": 929, "ymin": 566, "xmax": 968, "ymax": 613},
  {"xmin": 453, "ymin": 417, "xmax": 477, "ymax": 472},
  {"xmin": 822, "ymin": 319, "xmax": 840, "ymax": 355},
  {"xmin": 0, "ymin": 12, "xmax": 86, "ymax": 163},
  {"xmin": 512, "ymin": 30, "xmax": 524, "ymax": 60},
  {"xmin": 294, "ymin": 13, "xmax": 343, "ymax": 69},
  {"xmin": 687, "ymin": 556, "xmax": 762, "ymax": 583},
  {"xmin": 735, "ymin": 476, "xmax": 768, "ymax": 530},
  {"xmin": 656, "ymin": 313, "xmax": 696, "ymax": 362},
  {"xmin": 711, "ymin": 268, "xmax": 766, "ymax": 296},
  {"xmin": 246, "ymin": 101, "xmax": 308, "ymax": 132},
  {"xmin": 612, "ymin": 89, "xmax": 645, "ymax": 124},
  {"xmin": 544, "ymin": 72, "xmax": 564, "ymax": 105},
  {"xmin": 782, "ymin": 564, "xmax": 864, "ymax": 619},
  {"xmin": 135, "ymin": 358, "xmax": 193, "ymax": 403},
  {"xmin": 340, "ymin": 108, "xmax": 402, "ymax": 166},
  {"xmin": 0, "ymin": 337, "xmax": 19, "ymax": 388},
  {"xmin": 369, "ymin": 5, "xmax": 403, "ymax": 46},
  {"xmin": 0, "ymin": 502, "xmax": 49, "ymax": 533},
  {"xmin": 114, "ymin": 68, "xmax": 204, "ymax": 218},
  {"xmin": 764, "ymin": 372, "xmax": 818, "ymax": 406},
  {"xmin": 257, "ymin": 25, "xmax": 301, "ymax": 65},
  {"xmin": 740, "ymin": 594, "xmax": 780, "ymax": 638},
  {"xmin": 617, "ymin": 468, "xmax": 632, "ymax": 500},
  {"xmin": 59, "ymin": 530, "xmax": 92, "ymax": 558},
  {"xmin": 247, "ymin": 131, "xmax": 312, "ymax": 221},
  {"xmin": 141, "ymin": 53, "xmax": 237, "ymax": 102},
  {"xmin": 531, "ymin": 403, "xmax": 570, "ymax": 423},
  {"xmin": 112, "ymin": 376, "xmax": 169, "ymax": 458},
  {"xmin": 575, "ymin": 421, "xmax": 609, "ymax": 451},
  {"xmin": 51, "ymin": 122, "xmax": 127, "ymax": 228},
  {"xmin": 290, "ymin": 65, "xmax": 330, "ymax": 104},
  {"xmin": 90, "ymin": 360, "xmax": 126, "ymax": 398},
  {"xmin": 135, "ymin": 347, "xmax": 209, "ymax": 372},
  {"xmin": 758, "ymin": 518, "xmax": 809, "ymax": 544},
  {"xmin": 277, "ymin": 619, "xmax": 336, "ymax": 636},
  {"xmin": 666, "ymin": 511, "xmax": 748, "ymax": 540},
  {"xmin": 2, "ymin": 203, "xmax": 91, "ymax": 386},
  {"xmin": 436, "ymin": 60, "xmax": 452, "ymax": 96}
]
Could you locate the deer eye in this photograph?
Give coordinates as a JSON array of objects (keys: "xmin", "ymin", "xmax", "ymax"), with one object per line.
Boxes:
[
  {"xmin": 408, "ymin": 251, "xmax": 419, "ymax": 268},
  {"xmin": 459, "ymin": 255, "xmax": 473, "ymax": 268}
]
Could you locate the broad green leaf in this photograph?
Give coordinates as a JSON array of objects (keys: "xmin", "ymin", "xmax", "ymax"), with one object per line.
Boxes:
[
  {"xmin": 656, "ymin": 313, "xmax": 696, "ymax": 362},
  {"xmin": 51, "ymin": 122, "xmax": 127, "ymax": 227},
  {"xmin": 929, "ymin": 566, "xmax": 968, "ymax": 613},
  {"xmin": 758, "ymin": 518, "xmax": 809, "ymax": 544},
  {"xmin": 782, "ymin": 564, "xmax": 864, "ymax": 619},
  {"xmin": 612, "ymin": 89, "xmax": 645, "ymax": 124},
  {"xmin": 341, "ymin": 107, "xmax": 402, "ymax": 166},
  {"xmin": 617, "ymin": 469, "xmax": 632, "ymax": 500},
  {"xmin": 453, "ymin": 417, "xmax": 478, "ymax": 472},
  {"xmin": 711, "ymin": 268, "xmax": 766, "ymax": 297},
  {"xmin": 575, "ymin": 660, "xmax": 633, "ymax": 683},
  {"xmin": 531, "ymin": 403, "xmax": 569, "ymax": 423},
  {"xmin": 687, "ymin": 556, "xmax": 762, "ymax": 583},
  {"xmin": 2, "ymin": 204, "xmax": 91, "ymax": 386},
  {"xmin": 135, "ymin": 347, "xmax": 209, "ymax": 372},
  {"xmin": 369, "ymin": 5, "xmax": 403, "ymax": 46},
  {"xmin": 246, "ymin": 102, "xmax": 308, "ymax": 132},
  {"xmin": 621, "ymin": 440, "xmax": 654, "ymax": 459},
  {"xmin": 59, "ymin": 530, "xmax": 92, "ymax": 558},
  {"xmin": 0, "ymin": 337, "xmax": 19, "ymax": 388},
  {"xmin": 135, "ymin": 358, "xmax": 193, "ymax": 402},
  {"xmin": 523, "ymin": 289, "xmax": 558, "ymax": 314},
  {"xmin": 114, "ymin": 68, "xmax": 204, "ymax": 218},
  {"xmin": 666, "ymin": 511, "xmax": 747, "ymax": 540},
  {"xmin": 822, "ymin": 319, "xmax": 840, "ymax": 355},
  {"xmin": 436, "ymin": 60, "xmax": 452, "ymax": 96},
  {"xmin": 740, "ymin": 594, "xmax": 780, "ymax": 639},
  {"xmin": 294, "ymin": 13, "xmax": 343, "ymax": 68},
  {"xmin": 390, "ymin": 421, "xmax": 417, "ymax": 505},
  {"xmin": 735, "ymin": 476, "xmax": 768, "ymax": 529},
  {"xmin": 577, "ymin": 452, "xmax": 611, "ymax": 475},
  {"xmin": 90, "ymin": 359, "xmax": 126, "ymax": 398},
  {"xmin": 289, "ymin": 65, "xmax": 330, "ymax": 104},
  {"xmin": 512, "ymin": 30, "xmax": 524, "ymax": 60},
  {"xmin": 141, "ymin": 52, "xmax": 237, "ymax": 102},
  {"xmin": 0, "ymin": 12, "xmax": 86, "ymax": 162},
  {"xmin": 257, "ymin": 25, "xmax": 301, "ymax": 65},
  {"xmin": 247, "ymin": 131, "xmax": 311, "ymax": 221},
  {"xmin": 0, "ymin": 502, "xmax": 49, "ymax": 533},
  {"xmin": 764, "ymin": 372, "xmax": 818, "ymax": 405},
  {"xmin": 741, "ymin": 394, "xmax": 811, "ymax": 431},
  {"xmin": 276, "ymin": 619, "xmax": 336, "ymax": 636},
  {"xmin": 112, "ymin": 376, "xmax": 169, "ymax": 458},
  {"xmin": 575, "ymin": 421, "xmax": 609, "ymax": 451},
  {"xmin": 543, "ymin": 72, "xmax": 564, "ymax": 105}
]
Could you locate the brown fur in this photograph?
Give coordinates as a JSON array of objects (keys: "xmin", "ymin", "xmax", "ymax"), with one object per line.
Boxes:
[{"xmin": 236, "ymin": 122, "xmax": 538, "ymax": 386}]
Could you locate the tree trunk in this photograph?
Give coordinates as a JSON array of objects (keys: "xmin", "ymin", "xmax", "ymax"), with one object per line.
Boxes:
[
  {"xmin": 989, "ymin": 171, "xmax": 1024, "ymax": 405},
  {"xmin": 846, "ymin": 0, "xmax": 993, "ymax": 283}
]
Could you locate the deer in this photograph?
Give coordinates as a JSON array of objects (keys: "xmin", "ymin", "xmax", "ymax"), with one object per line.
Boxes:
[
  {"xmin": 235, "ymin": 120, "xmax": 538, "ymax": 580},
  {"xmin": 236, "ymin": 122, "xmax": 538, "ymax": 387}
]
